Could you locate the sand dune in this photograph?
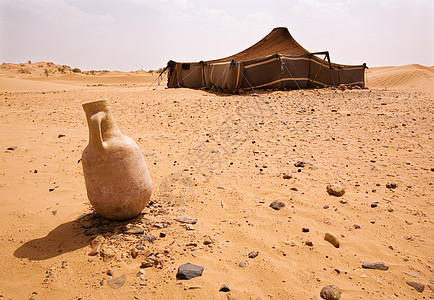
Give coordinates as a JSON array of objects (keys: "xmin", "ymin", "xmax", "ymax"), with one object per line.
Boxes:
[
  {"xmin": 367, "ymin": 64, "xmax": 434, "ymax": 94},
  {"xmin": 0, "ymin": 62, "xmax": 163, "ymax": 91},
  {"xmin": 0, "ymin": 77, "xmax": 84, "ymax": 92},
  {"xmin": 0, "ymin": 62, "xmax": 433, "ymax": 299}
]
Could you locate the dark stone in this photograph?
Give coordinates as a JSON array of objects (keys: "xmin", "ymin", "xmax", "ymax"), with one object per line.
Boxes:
[
  {"xmin": 135, "ymin": 244, "xmax": 145, "ymax": 251},
  {"xmin": 140, "ymin": 261, "xmax": 153, "ymax": 268},
  {"xmin": 320, "ymin": 285, "xmax": 341, "ymax": 300},
  {"xmin": 176, "ymin": 263, "xmax": 204, "ymax": 280},
  {"xmin": 159, "ymin": 231, "xmax": 167, "ymax": 238},
  {"xmin": 142, "ymin": 234, "xmax": 155, "ymax": 243},
  {"xmin": 362, "ymin": 262, "xmax": 389, "ymax": 271},
  {"xmin": 248, "ymin": 251, "xmax": 259, "ymax": 258},
  {"xmin": 294, "ymin": 161, "xmax": 305, "ymax": 167},
  {"xmin": 406, "ymin": 280, "xmax": 424, "ymax": 292},
  {"xmin": 219, "ymin": 284, "xmax": 230, "ymax": 292},
  {"xmin": 141, "ymin": 254, "xmax": 159, "ymax": 268},
  {"xmin": 302, "ymin": 228, "xmax": 309, "ymax": 233},
  {"xmin": 7, "ymin": 146, "xmax": 18, "ymax": 150},
  {"xmin": 386, "ymin": 182, "xmax": 397, "ymax": 189},
  {"xmin": 282, "ymin": 173, "xmax": 292, "ymax": 179},
  {"xmin": 58, "ymin": 134, "xmax": 66, "ymax": 138},
  {"xmin": 270, "ymin": 201, "xmax": 286, "ymax": 210},
  {"xmin": 354, "ymin": 224, "xmax": 361, "ymax": 229},
  {"xmin": 371, "ymin": 202, "xmax": 378, "ymax": 208},
  {"xmin": 107, "ymin": 274, "xmax": 126, "ymax": 289}
]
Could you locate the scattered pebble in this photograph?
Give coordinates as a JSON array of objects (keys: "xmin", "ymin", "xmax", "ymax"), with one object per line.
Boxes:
[
  {"xmin": 110, "ymin": 234, "xmax": 123, "ymax": 240},
  {"xmin": 176, "ymin": 263, "xmax": 204, "ymax": 280},
  {"xmin": 354, "ymin": 224, "xmax": 361, "ymax": 229},
  {"xmin": 386, "ymin": 182, "xmax": 397, "ymax": 189},
  {"xmin": 135, "ymin": 244, "xmax": 145, "ymax": 251},
  {"xmin": 175, "ymin": 215, "xmax": 197, "ymax": 224},
  {"xmin": 101, "ymin": 247, "xmax": 116, "ymax": 262},
  {"xmin": 302, "ymin": 228, "xmax": 310, "ymax": 233},
  {"xmin": 370, "ymin": 202, "xmax": 378, "ymax": 208},
  {"xmin": 88, "ymin": 235, "xmax": 105, "ymax": 256},
  {"xmin": 138, "ymin": 235, "xmax": 153, "ymax": 244},
  {"xmin": 248, "ymin": 251, "xmax": 259, "ymax": 258},
  {"xmin": 294, "ymin": 161, "xmax": 305, "ymax": 167},
  {"xmin": 326, "ymin": 184, "xmax": 345, "ymax": 197},
  {"xmin": 136, "ymin": 269, "xmax": 145, "ymax": 280},
  {"xmin": 320, "ymin": 284, "xmax": 341, "ymax": 300},
  {"xmin": 159, "ymin": 231, "xmax": 167, "ymax": 238},
  {"xmin": 270, "ymin": 201, "xmax": 286, "ymax": 210},
  {"xmin": 125, "ymin": 225, "xmax": 144, "ymax": 234},
  {"xmin": 324, "ymin": 232, "xmax": 340, "ymax": 248},
  {"xmin": 203, "ymin": 235, "xmax": 214, "ymax": 245},
  {"xmin": 305, "ymin": 241, "xmax": 313, "ymax": 247},
  {"xmin": 107, "ymin": 274, "xmax": 126, "ymax": 289},
  {"xmin": 406, "ymin": 280, "xmax": 424, "ymax": 292},
  {"xmin": 185, "ymin": 224, "xmax": 195, "ymax": 231},
  {"xmin": 238, "ymin": 262, "xmax": 246, "ymax": 268},
  {"xmin": 404, "ymin": 271, "xmax": 419, "ymax": 278},
  {"xmin": 131, "ymin": 247, "xmax": 138, "ymax": 258},
  {"xmin": 219, "ymin": 284, "xmax": 230, "ymax": 292},
  {"xmin": 184, "ymin": 285, "xmax": 202, "ymax": 290},
  {"xmin": 362, "ymin": 262, "xmax": 389, "ymax": 271},
  {"xmin": 282, "ymin": 173, "xmax": 292, "ymax": 179},
  {"xmin": 153, "ymin": 223, "xmax": 163, "ymax": 229},
  {"xmin": 141, "ymin": 254, "xmax": 159, "ymax": 268}
]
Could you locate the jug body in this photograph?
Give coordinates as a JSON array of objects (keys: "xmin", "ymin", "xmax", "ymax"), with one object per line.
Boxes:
[{"xmin": 81, "ymin": 100, "xmax": 152, "ymax": 220}]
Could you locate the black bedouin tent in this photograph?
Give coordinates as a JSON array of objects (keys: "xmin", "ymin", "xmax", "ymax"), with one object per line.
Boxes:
[{"xmin": 166, "ymin": 27, "xmax": 365, "ymax": 92}]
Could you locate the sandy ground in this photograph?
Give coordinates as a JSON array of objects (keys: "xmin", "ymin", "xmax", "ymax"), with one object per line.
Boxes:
[{"xmin": 0, "ymin": 62, "xmax": 433, "ymax": 299}]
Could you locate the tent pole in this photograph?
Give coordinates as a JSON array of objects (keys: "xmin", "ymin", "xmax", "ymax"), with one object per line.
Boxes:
[{"xmin": 146, "ymin": 65, "xmax": 169, "ymax": 91}]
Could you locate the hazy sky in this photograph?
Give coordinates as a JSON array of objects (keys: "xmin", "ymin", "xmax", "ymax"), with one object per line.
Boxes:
[{"xmin": 1, "ymin": 0, "xmax": 433, "ymax": 71}]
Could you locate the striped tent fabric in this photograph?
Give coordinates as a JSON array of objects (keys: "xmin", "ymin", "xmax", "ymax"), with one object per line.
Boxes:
[{"xmin": 166, "ymin": 27, "xmax": 365, "ymax": 92}]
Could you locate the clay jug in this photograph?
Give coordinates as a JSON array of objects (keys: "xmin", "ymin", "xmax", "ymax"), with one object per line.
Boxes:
[{"xmin": 81, "ymin": 99, "xmax": 152, "ymax": 220}]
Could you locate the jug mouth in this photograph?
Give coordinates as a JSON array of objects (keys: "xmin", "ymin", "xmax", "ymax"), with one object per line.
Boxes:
[{"xmin": 82, "ymin": 99, "xmax": 109, "ymax": 111}]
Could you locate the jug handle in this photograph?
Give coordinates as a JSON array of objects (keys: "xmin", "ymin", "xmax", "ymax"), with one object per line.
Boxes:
[{"xmin": 90, "ymin": 112, "xmax": 108, "ymax": 152}]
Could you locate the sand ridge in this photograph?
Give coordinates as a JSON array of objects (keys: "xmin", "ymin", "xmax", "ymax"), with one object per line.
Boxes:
[{"xmin": 0, "ymin": 62, "xmax": 433, "ymax": 299}]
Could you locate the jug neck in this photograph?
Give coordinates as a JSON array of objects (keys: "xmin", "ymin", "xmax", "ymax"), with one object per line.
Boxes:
[{"xmin": 82, "ymin": 100, "xmax": 121, "ymax": 150}]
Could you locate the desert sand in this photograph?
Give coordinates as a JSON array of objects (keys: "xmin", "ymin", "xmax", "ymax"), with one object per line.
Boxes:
[{"xmin": 0, "ymin": 62, "xmax": 433, "ymax": 299}]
